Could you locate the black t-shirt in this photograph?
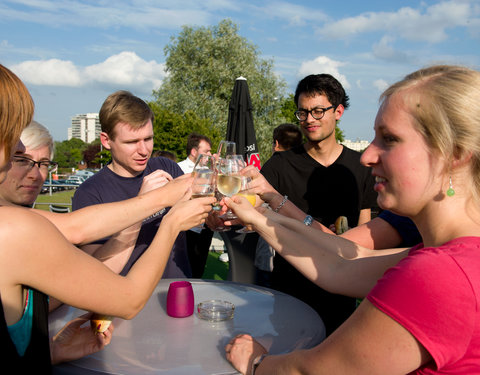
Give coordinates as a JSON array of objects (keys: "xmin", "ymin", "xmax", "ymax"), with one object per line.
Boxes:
[{"xmin": 261, "ymin": 145, "xmax": 377, "ymax": 335}]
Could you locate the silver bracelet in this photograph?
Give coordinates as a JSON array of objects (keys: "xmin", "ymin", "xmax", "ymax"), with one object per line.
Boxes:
[{"xmin": 273, "ymin": 195, "xmax": 288, "ymax": 213}]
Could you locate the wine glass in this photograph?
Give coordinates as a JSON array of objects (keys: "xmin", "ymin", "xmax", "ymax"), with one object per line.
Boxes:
[
  {"xmin": 191, "ymin": 154, "xmax": 216, "ymax": 199},
  {"xmin": 217, "ymin": 156, "xmax": 244, "ymax": 220},
  {"xmin": 216, "ymin": 140, "xmax": 236, "ymax": 160},
  {"xmin": 235, "ymin": 176, "xmax": 257, "ymax": 233}
]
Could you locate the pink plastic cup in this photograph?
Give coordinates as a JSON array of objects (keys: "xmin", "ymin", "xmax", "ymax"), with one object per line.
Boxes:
[{"xmin": 166, "ymin": 281, "xmax": 194, "ymax": 318}]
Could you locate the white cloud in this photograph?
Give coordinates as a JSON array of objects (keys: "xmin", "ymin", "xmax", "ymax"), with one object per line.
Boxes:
[
  {"xmin": 372, "ymin": 36, "xmax": 414, "ymax": 64},
  {"xmin": 316, "ymin": 1, "xmax": 474, "ymax": 43},
  {"xmin": 373, "ymin": 79, "xmax": 389, "ymax": 92},
  {"xmin": 84, "ymin": 52, "xmax": 166, "ymax": 90},
  {"xmin": 259, "ymin": 1, "xmax": 328, "ymax": 26},
  {"xmin": 11, "ymin": 52, "xmax": 166, "ymax": 93},
  {"xmin": 297, "ymin": 56, "xmax": 350, "ymax": 89},
  {"xmin": 11, "ymin": 59, "xmax": 82, "ymax": 86}
]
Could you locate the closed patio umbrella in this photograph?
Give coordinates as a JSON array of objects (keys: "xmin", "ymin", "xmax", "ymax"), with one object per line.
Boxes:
[{"xmin": 226, "ymin": 76, "xmax": 261, "ymax": 169}]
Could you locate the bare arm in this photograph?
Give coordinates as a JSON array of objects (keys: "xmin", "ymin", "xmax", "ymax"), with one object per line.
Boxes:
[
  {"xmin": 357, "ymin": 208, "xmax": 371, "ymax": 226},
  {"xmin": 226, "ymin": 300, "xmax": 431, "ymax": 375},
  {"xmin": 34, "ymin": 175, "xmax": 190, "ymax": 245},
  {"xmin": 78, "ymin": 169, "xmax": 174, "ymax": 273},
  {"xmin": 0, "ymin": 195, "xmax": 214, "ymax": 325},
  {"xmin": 226, "ymin": 196, "xmax": 408, "ymax": 298}
]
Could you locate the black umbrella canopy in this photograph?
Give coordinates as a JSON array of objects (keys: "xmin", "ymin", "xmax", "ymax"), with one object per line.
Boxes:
[{"xmin": 226, "ymin": 77, "xmax": 261, "ymax": 170}]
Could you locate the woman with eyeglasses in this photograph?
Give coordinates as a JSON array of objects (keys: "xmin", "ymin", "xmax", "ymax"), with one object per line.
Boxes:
[
  {"xmin": 0, "ymin": 64, "xmax": 214, "ymax": 372},
  {"xmin": 225, "ymin": 65, "xmax": 480, "ymax": 374}
]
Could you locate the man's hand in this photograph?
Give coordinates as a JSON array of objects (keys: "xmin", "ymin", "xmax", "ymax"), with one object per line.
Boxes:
[
  {"xmin": 225, "ymin": 334, "xmax": 268, "ymax": 375},
  {"xmin": 50, "ymin": 313, "xmax": 114, "ymax": 365},
  {"xmin": 139, "ymin": 169, "xmax": 173, "ymax": 195}
]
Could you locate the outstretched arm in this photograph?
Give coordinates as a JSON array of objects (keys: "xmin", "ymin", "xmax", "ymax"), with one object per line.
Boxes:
[
  {"xmin": 34, "ymin": 174, "xmax": 191, "ymax": 245},
  {"xmin": 226, "ymin": 300, "xmax": 430, "ymax": 374},
  {"xmin": 79, "ymin": 169, "xmax": 174, "ymax": 273},
  {"xmin": 225, "ymin": 196, "xmax": 407, "ymax": 298}
]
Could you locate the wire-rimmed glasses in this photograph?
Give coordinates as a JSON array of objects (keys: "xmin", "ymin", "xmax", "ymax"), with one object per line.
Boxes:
[{"xmin": 294, "ymin": 105, "xmax": 335, "ymax": 121}]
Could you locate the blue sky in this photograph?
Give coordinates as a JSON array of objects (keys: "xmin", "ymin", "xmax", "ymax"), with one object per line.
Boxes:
[{"xmin": 1, "ymin": 0, "xmax": 479, "ymax": 142}]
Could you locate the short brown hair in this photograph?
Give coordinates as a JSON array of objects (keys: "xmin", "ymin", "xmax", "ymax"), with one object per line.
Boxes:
[
  {"xmin": 0, "ymin": 64, "xmax": 34, "ymax": 160},
  {"xmin": 99, "ymin": 90, "xmax": 154, "ymax": 139}
]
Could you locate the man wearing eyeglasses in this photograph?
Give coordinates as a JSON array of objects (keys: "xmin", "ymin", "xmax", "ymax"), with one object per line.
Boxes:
[
  {"xmin": 0, "ymin": 121, "xmax": 56, "ymax": 207},
  {"xmin": 259, "ymin": 73, "xmax": 377, "ymax": 336}
]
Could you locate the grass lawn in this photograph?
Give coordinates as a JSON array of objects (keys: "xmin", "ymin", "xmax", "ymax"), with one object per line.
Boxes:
[
  {"xmin": 201, "ymin": 251, "xmax": 229, "ymax": 281},
  {"xmin": 34, "ymin": 189, "xmax": 229, "ymax": 281},
  {"xmin": 34, "ymin": 190, "xmax": 75, "ymax": 211}
]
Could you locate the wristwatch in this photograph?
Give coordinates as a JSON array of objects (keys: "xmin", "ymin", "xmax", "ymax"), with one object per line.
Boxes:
[
  {"xmin": 303, "ymin": 215, "xmax": 313, "ymax": 226},
  {"xmin": 251, "ymin": 354, "xmax": 267, "ymax": 374}
]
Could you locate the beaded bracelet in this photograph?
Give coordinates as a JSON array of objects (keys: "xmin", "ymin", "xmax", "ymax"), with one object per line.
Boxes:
[{"xmin": 273, "ymin": 195, "xmax": 288, "ymax": 213}]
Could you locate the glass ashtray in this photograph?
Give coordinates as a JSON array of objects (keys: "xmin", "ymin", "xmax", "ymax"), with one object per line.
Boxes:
[{"xmin": 197, "ymin": 300, "xmax": 235, "ymax": 321}]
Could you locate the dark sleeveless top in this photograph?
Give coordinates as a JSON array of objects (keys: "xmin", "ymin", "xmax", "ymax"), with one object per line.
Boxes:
[{"xmin": 0, "ymin": 288, "xmax": 52, "ymax": 373}]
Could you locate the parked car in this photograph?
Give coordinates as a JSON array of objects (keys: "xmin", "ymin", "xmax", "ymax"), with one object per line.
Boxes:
[
  {"xmin": 65, "ymin": 175, "xmax": 85, "ymax": 186},
  {"xmin": 41, "ymin": 179, "xmax": 69, "ymax": 194},
  {"xmin": 74, "ymin": 170, "xmax": 95, "ymax": 180}
]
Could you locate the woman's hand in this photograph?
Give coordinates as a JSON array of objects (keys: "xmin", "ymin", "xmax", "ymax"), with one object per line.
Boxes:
[
  {"xmin": 225, "ymin": 334, "xmax": 268, "ymax": 375},
  {"xmin": 165, "ymin": 195, "xmax": 215, "ymax": 232},
  {"xmin": 240, "ymin": 166, "xmax": 279, "ymax": 204},
  {"xmin": 50, "ymin": 313, "xmax": 114, "ymax": 365},
  {"xmin": 224, "ymin": 195, "xmax": 263, "ymax": 228}
]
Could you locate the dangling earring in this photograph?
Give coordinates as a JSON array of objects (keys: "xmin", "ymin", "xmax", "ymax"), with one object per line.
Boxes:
[{"xmin": 446, "ymin": 176, "xmax": 455, "ymax": 197}]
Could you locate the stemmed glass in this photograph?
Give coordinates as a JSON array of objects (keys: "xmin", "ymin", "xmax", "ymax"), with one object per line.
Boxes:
[
  {"xmin": 191, "ymin": 154, "xmax": 216, "ymax": 199},
  {"xmin": 217, "ymin": 155, "xmax": 244, "ymax": 220},
  {"xmin": 216, "ymin": 140, "xmax": 236, "ymax": 160},
  {"xmin": 212, "ymin": 141, "xmax": 236, "ymax": 212}
]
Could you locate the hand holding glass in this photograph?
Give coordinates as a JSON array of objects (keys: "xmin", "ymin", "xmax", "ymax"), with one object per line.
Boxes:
[{"xmin": 235, "ymin": 176, "xmax": 257, "ymax": 233}]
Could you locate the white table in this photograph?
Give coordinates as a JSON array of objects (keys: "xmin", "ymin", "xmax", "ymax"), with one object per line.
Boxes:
[{"xmin": 49, "ymin": 279, "xmax": 325, "ymax": 374}]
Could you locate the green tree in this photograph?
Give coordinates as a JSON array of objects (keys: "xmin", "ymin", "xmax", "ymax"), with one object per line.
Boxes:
[
  {"xmin": 152, "ymin": 19, "xmax": 287, "ymax": 164},
  {"xmin": 149, "ymin": 103, "xmax": 222, "ymax": 161},
  {"xmin": 54, "ymin": 138, "xmax": 87, "ymax": 168}
]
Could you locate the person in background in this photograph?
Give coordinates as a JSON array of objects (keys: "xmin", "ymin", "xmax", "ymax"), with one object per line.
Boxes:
[
  {"xmin": 255, "ymin": 123, "xmax": 303, "ymax": 287},
  {"xmin": 152, "ymin": 150, "xmax": 177, "ymax": 162},
  {"xmin": 259, "ymin": 73, "xmax": 378, "ymax": 335},
  {"xmin": 0, "ymin": 121, "xmax": 55, "ymax": 207},
  {"xmin": 177, "ymin": 132, "xmax": 215, "ymax": 278},
  {"xmin": 225, "ymin": 65, "xmax": 480, "ymax": 374},
  {"xmin": 272, "ymin": 123, "xmax": 303, "ymax": 153},
  {"xmin": 73, "ymin": 91, "xmax": 191, "ymax": 277},
  {"xmin": 0, "ymin": 63, "xmax": 214, "ymax": 371}
]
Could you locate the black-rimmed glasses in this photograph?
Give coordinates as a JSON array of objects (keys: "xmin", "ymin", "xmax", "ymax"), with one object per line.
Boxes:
[
  {"xmin": 294, "ymin": 105, "xmax": 335, "ymax": 121},
  {"xmin": 12, "ymin": 155, "xmax": 57, "ymax": 173}
]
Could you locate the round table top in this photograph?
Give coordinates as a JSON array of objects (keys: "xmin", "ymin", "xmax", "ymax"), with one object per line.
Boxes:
[{"xmin": 50, "ymin": 279, "xmax": 325, "ymax": 374}]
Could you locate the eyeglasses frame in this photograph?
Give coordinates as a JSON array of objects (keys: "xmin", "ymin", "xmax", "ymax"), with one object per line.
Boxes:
[
  {"xmin": 12, "ymin": 155, "xmax": 58, "ymax": 173},
  {"xmin": 294, "ymin": 105, "xmax": 336, "ymax": 121}
]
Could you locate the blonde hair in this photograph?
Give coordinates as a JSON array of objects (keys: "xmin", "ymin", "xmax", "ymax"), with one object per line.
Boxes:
[
  {"xmin": 99, "ymin": 90, "xmax": 154, "ymax": 139},
  {"xmin": 21, "ymin": 121, "xmax": 55, "ymax": 159},
  {"xmin": 0, "ymin": 64, "xmax": 34, "ymax": 160},
  {"xmin": 381, "ymin": 65, "xmax": 480, "ymax": 202}
]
